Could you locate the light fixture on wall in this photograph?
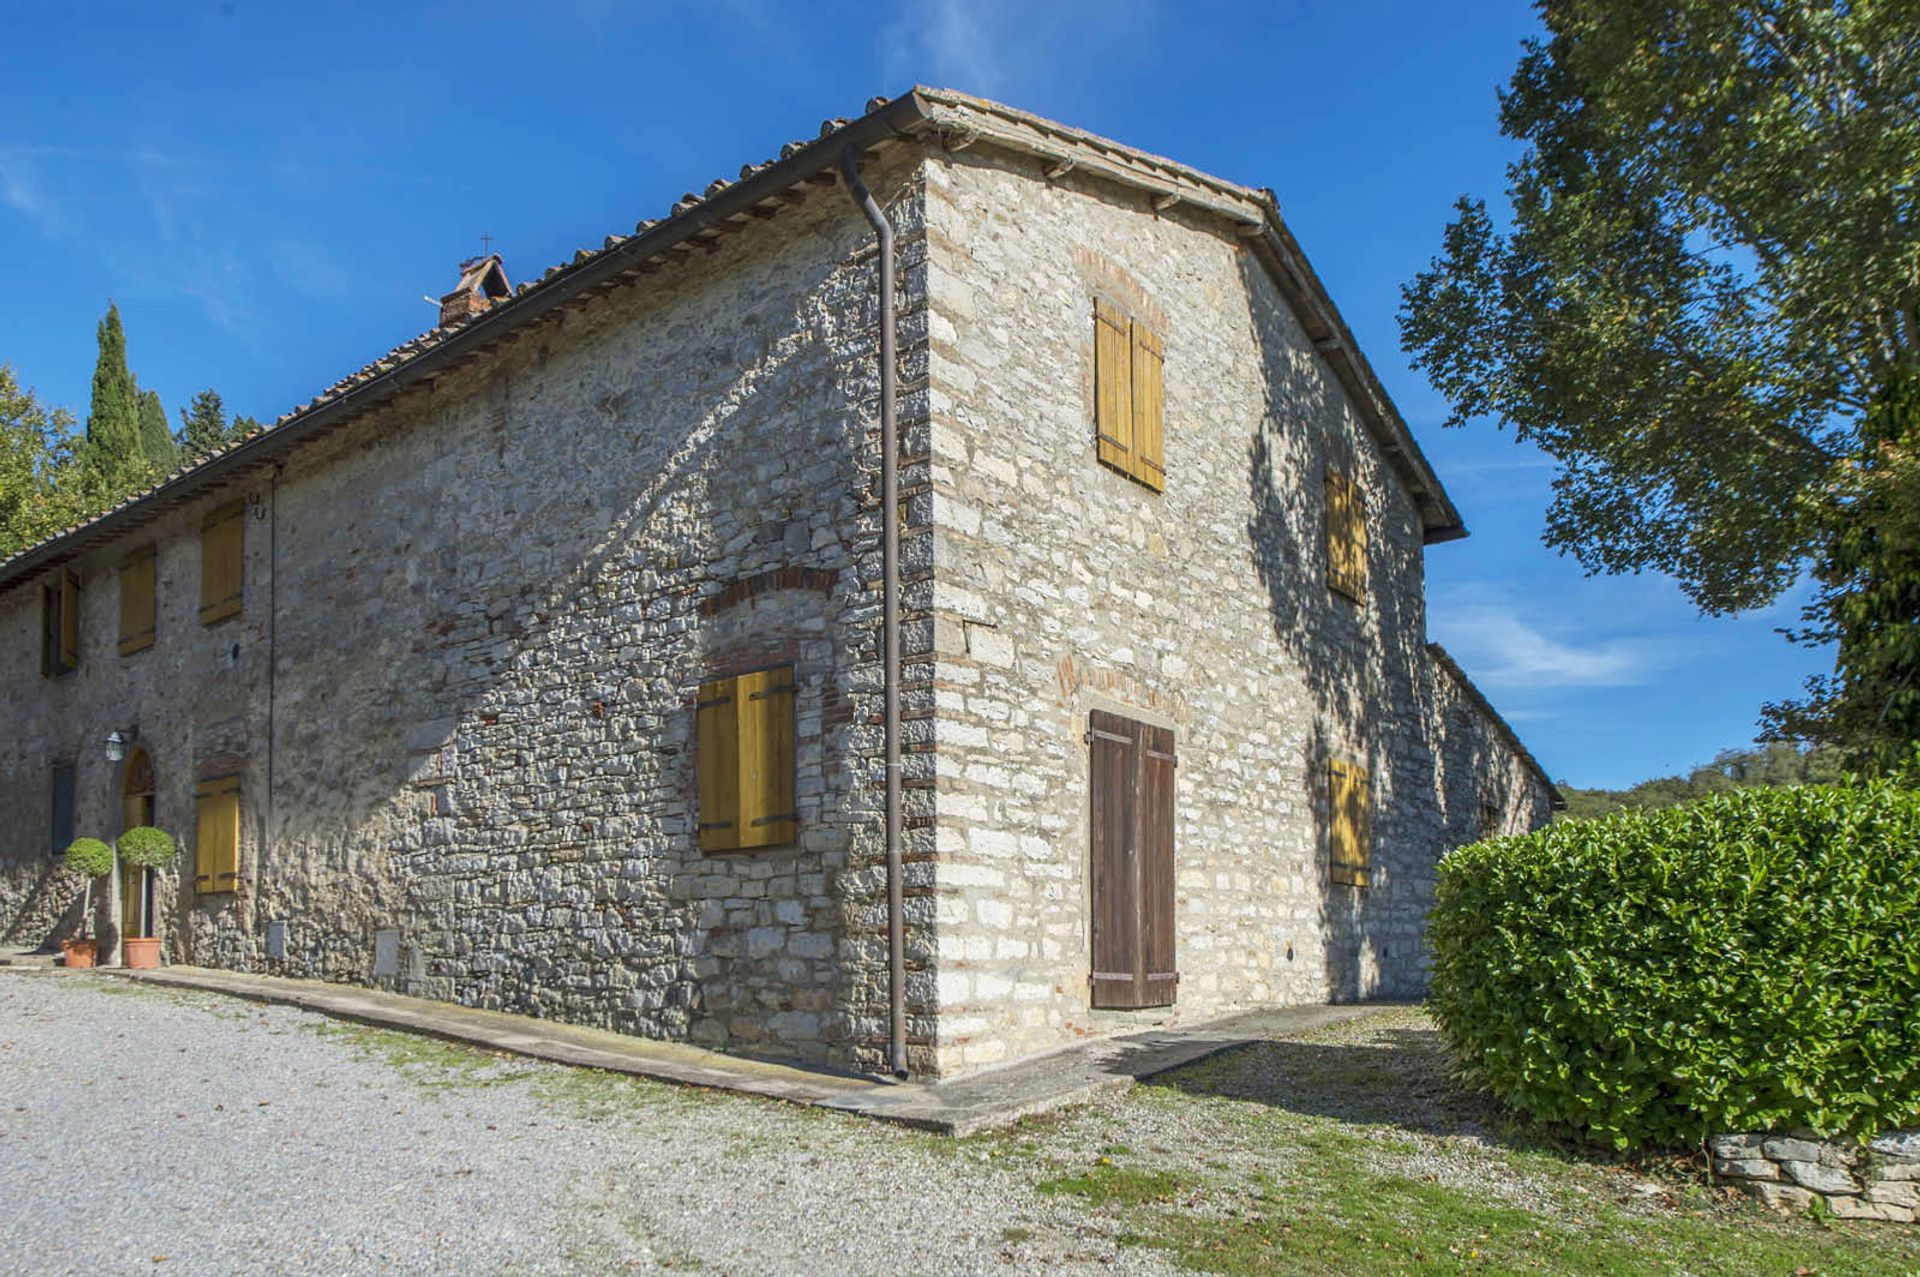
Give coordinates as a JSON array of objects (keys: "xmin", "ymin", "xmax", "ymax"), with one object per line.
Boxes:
[{"xmin": 104, "ymin": 729, "xmax": 132, "ymax": 763}]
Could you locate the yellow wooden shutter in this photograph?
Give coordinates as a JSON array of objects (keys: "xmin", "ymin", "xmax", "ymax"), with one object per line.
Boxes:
[
  {"xmin": 119, "ymin": 547, "xmax": 156, "ymax": 655},
  {"xmin": 1347, "ymin": 476, "xmax": 1368, "ymax": 599},
  {"xmin": 1130, "ymin": 324, "xmax": 1165, "ymax": 490},
  {"xmin": 1094, "ymin": 299, "xmax": 1135, "ymax": 476},
  {"xmin": 735, "ymin": 666, "xmax": 796, "ymax": 849},
  {"xmin": 697, "ymin": 676, "xmax": 740, "ymax": 851},
  {"xmin": 57, "ymin": 567, "xmax": 80, "ymax": 669},
  {"xmin": 697, "ymin": 667, "xmax": 797, "ymax": 853},
  {"xmin": 1327, "ymin": 470, "xmax": 1367, "ymax": 602},
  {"xmin": 195, "ymin": 776, "xmax": 241, "ymax": 894},
  {"xmin": 1325, "ymin": 471, "xmax": 1347, "ymax": 596},
  {"xmin": 200, "ymin": 503, "xmax": 244, "ymax": 624},
  {"xmin": 1329, "ymin": 760, "xmax": 1371, "ymax": 887}
]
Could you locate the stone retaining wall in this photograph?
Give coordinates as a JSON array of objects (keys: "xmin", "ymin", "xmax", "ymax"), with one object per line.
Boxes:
[{"xmin": 1710, "ymin": 1131, "xmax": 1919, "ymax": 1221}]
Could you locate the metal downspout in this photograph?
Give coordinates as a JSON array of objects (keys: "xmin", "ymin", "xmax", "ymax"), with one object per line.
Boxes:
[{"xmin": 840, "ymin": 144, "xmax": 908, "ymax": 1079}]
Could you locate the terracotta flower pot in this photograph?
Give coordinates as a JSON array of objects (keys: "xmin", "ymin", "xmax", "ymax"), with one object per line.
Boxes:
[
  {"xmin": 122, "ymin": 937, "xmax": 162, "ymax": 970},
  {"xmin": 61, "ymin": 938, "xmax": 97, "ymax": 969}
]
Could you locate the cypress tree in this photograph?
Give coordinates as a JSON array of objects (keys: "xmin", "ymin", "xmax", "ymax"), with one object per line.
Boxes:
[
  {"xmin": 136, "ymin": 385, "xmax": 175, "ymax": 472},
  {"xmin": 83, "ymin": 303, "xmax": 140, "ymax": 490},
  {"xmin": 178, "ymin": 388, "xmax": 228, "ymax": 458}
]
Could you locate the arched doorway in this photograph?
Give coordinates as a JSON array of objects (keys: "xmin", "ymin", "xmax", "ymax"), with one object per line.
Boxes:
[{"xmin": 120, "ymin": 747, "xmax": 156, "ymax": 943}]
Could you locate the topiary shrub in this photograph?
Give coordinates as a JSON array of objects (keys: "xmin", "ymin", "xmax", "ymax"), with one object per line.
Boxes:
[
  {"xmin": 62, "ymin": 837, "xmax": 114, "ymax": 879},
  {"xmin": 61, "ymin": 837, "xmax": 114, "ymax": 942},
  {"xmin": 1428, "ymin": 780, "xmax": 1920, "ymax": 1150},
  {"xmin": 116, "ymin": 825, "xmax": 176, "ymax": 869}
]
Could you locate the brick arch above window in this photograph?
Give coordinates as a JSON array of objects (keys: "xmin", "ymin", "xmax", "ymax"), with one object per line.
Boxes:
[
  {"xmin": 697, "ymin": 567, "xmax": 838, "ymax": 618},
  {"xmin": 194, "ymin": 753, "xmax": 248, "ymax": 785}
]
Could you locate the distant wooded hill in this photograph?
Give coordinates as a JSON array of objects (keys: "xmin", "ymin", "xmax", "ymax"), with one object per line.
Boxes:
[{"xmin": 1556, "ymin": 743, "xmax": 1847, "ymax": 821}]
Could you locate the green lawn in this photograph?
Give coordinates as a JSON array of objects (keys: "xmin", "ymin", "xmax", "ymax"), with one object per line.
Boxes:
[{"xmin": 972, "ymin": 1007, "xmax": 1920, "ymax": 1277}]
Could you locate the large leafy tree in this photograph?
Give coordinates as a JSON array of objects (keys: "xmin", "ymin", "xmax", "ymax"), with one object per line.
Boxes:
[
  {"xmin": 1401, "ymin": 1, "xmax": 1920, "ymax": 616},
  {"xmin": 1763, "ymin": 372, "xmax": 1920, "ymax": 767},
  {"xmin": 0, "ymin": 364, "xmax": 81, "ymax": 558}
]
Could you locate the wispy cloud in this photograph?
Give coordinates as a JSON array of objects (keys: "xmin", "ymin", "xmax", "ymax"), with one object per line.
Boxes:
[
  {"xmin": 883, "ymin": 0, "xmax": 1004, "ymax": 93},
  {"xmin": 879, "ymin": 0, "xmax": 1156, "ymax": 98},
  {"xmin": 1435, "ymin": 454, "xmax": 1557, "ymax": 482},
  {"xmin": 1432, "ymin": 581, "xmax": 1685, "ymax": 693},
  {"xmin": 1441, "ymin": 604, "xmax": 1661, "ymax": 689},
  {"xmin": 0, "ymin": 151, "xmax": 51, "ymax": 222}
]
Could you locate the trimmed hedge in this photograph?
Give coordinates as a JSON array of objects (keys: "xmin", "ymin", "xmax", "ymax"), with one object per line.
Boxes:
[
  {"xmin": 62, "ymin": 838, "xmax": 114, "ymax": 878},
  {"xmin": 116, "ymin": 825, "xmax": 176, "ymax": 869},
  {"xmin": 1428, "ymin": 781, "xmax": 1920, "ymax": 1150}
]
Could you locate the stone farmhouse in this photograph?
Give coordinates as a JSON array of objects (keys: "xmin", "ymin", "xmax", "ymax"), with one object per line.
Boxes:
[{"xmin": 0, "ymin": 89, "xmax": 1554, "ymax": 1078}]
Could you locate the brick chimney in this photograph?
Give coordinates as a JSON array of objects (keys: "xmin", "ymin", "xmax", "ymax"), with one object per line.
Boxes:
[{"xmin": 439, "ymin": 254, "xmax": 511, "ymax": 328}]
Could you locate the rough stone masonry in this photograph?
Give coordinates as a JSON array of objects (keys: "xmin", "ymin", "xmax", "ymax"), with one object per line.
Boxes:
[
  {"xmin": 0, "ymin": 89, "xmax": 1553, "ymax": 1079},
  {"xmin": 1711, "ymin": 1131, "xmax": 1920, "ymax": 1222}
]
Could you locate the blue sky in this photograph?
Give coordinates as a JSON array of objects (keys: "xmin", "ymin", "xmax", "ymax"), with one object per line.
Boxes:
[{"xmin": 0, "ymin": 0, "xmax": 1829, "ymax": 788}]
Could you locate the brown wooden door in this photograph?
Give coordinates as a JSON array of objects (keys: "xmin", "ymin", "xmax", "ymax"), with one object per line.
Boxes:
[
  {"xmin": 1137, "ymin": 724, "xmax": 1177, "ymax": 1005},
  {"xmin": 1088, "ymin": 710, "xmax": 1177, "ymax": 1009}
]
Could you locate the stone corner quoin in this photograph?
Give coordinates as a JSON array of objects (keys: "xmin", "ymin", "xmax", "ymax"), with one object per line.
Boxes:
[{"xmin": 0, "ymin": 95, "xmax": 1552, "ymax": 1081}]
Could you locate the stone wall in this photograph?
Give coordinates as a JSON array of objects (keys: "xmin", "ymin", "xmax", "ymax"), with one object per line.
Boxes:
[
  {"xmin": 1429, "ymin": 647, "xmax": 1557, "ymax": 845},
  {"xmin": 0, "ymin": 151, "xmax": 931, "ymax": 1073},
  {"xmin": 0, "ymin": 132, "xmax": 1552, "ymax": 1080},
  {"xmin": 1711, "ymin": 1131, "xmax": 1919, "ymax": 1222},
  {"xmin": 917, "ymin": 148, "xmax": 1552, "ymax": 1074},
  {"xmin": 0, "ymin": 480, "xmax": 273, "ymax": 963}
]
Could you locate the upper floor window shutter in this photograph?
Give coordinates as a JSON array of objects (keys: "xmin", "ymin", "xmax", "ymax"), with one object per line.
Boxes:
[
  {"xmin": 119, "ymin": 546, "xmax": 157, "ymax": 655},
  {"xmin": 1328, "ymin": 759, "xmax": 1372, "ymax": 888},
  {"xmin": 195, "ymin": 775, "xmax": 241, "ymax": 894},
  {"xmin": 1326, "ymin": 470, "xmax": 1367, "ymax": 602},
  {"xmin": 1095, "ymin": 300, "xmax": 1135, "ymax": 477},
  {"xmin": 40, "ymin": 584, "xmax": 55, "ymax": 678},
  {"xmin": 1089, "ymin": 709, "xmax": 1178, "ymax": 1009},
  {"xmin": 1095, "ymin": 301, "xmax": 1168, "ymax": 492},
  {"xmin": 59, "ymin": 568, "xmax": 80, "ymax": 670},
  {"xmin": 1130, "ymin": 324, "xmax": 1165, "ymax": 491},
  {"xmin": 698, "ymin": 665, "xmax": 797, "ymax": 853},
  {"xmin": 200, "ymin": 502, "xmax": 244, "ymax": 625}
]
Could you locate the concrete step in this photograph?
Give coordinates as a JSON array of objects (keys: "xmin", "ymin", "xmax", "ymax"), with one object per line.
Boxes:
[
  {"xmin": 0, "ymin": 946, "xmax": 59, "ymax": 969},
  {"xmin": 96, "ymin": 963, "xmax": 1402, "ymax": 1136}
]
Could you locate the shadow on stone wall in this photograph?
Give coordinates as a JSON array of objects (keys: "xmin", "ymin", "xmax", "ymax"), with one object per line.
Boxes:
[
  {"xmin": 0, "ymin": 861, "xmax": 83, "ymax": 952},
  {"xmin": 238, "ymin": 165, "xmax": 925, "ymax": 1075},
  {"xmin": 1238, "ymin": 250, "xmax": 1437, "ymax": 1005},
  {"xmin": 1437, "ymin": 703, "xmax": 1511, "ymax": 844}
]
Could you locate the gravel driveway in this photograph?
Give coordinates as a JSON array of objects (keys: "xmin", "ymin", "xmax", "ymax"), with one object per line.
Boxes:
[{"xmin": 0, "ymin": 972, "xmax": 1171, "ymax": 1277}]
